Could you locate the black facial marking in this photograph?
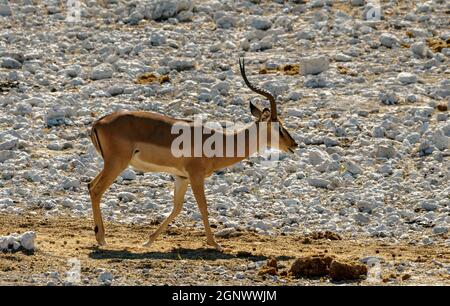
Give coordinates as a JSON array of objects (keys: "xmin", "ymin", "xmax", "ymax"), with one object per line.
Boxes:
[{"xmin": 94, "ymin": 226, "xmax": 98, "ymax": 234}]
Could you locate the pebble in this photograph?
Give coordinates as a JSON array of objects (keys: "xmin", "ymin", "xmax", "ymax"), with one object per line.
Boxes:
[
  {"xmin": 299, "ymin": 55, "xmax": 329, "ymax": 75},
  {"xmin": 379, "ymin": 91, "xmax": 399, "ymax": 105},
  {"xmin": 379, "ymin": 33, "xmax": 398, "ymax": 48},
  {"xmin": 397, "ymin": 72, "xmax": 417, "ymax": 84},
  {"xmin": 98, "ymin": 271, "xmax": 114, "ymax": 283},
  {"xmin": 1, "ymin": 57, "xmax": 22, "ymax": 69},
  {"xmin": 0, "ymin": 231, "xmax": 36, "ymax": 251},
  {"xmin": 250, "ymin": 16, "xmax": 272, "ymax": 30},
  {"xmin": 91, "ymin": 64, "xmax": 114, "ymax": 80}
]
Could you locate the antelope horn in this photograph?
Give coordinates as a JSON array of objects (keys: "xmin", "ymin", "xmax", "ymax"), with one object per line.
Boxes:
[{"xmin": 239, "ymin": 57, "xmax": 277, "ymax": 120}]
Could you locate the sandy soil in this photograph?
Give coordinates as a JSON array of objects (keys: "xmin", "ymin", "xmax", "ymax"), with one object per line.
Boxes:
[{"xmin": 0, "ymin": 212, "xmax": 448, "ymax": 286}]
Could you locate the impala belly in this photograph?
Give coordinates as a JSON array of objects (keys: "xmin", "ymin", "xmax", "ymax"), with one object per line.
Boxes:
[{"xmin": 129, "ymin": 143, "xmax": 187, "ymax": 177}]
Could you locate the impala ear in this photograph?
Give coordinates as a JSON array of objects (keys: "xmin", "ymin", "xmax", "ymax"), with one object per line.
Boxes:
[
  {"xmin": 260, "ymin": 108, "xmax": 271, "ymax": 121},
  {"xmin": 250, "ymin": 101, "xmax": 262, "ymax": 118}
]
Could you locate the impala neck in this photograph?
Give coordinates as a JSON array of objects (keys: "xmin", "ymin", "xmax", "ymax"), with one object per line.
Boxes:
[{"xmin": 211, "ymin": 120, "xmax": 267, "ymax": 171}]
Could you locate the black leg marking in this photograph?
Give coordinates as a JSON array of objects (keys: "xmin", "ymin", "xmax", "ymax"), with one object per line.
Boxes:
[{"xmin": 94, "ymin": 226, "xmax": 98, "ymax": 233}]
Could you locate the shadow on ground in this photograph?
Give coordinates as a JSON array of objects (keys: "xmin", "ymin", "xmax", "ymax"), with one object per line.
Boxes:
[{"xmin": 87, "ymin": 247, "xmax": 295, "ymax": 262}]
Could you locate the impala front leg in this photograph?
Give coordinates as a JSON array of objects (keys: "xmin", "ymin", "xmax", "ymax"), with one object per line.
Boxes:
[
  {"xmin": 189, "ymin": 173, "xmax": 222, "ymax": 251},
  {"xmin": 143, "ymin": 176, "xmax": 188, "ymax": 247}
]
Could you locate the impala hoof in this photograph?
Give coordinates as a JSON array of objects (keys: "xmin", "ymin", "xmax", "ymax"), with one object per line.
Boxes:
[
  {"xmin": 95, "ymin": 235, "xmax": 107, "ymax": 246},
  {"xmin": 208, "ymin": 241, "xmax": 222, "ymax": 252},
  {"xmin": 142, "ymin": 240, "xmax": 152, "ymax": 248},
  {"xmin": 96, "ymin": 239, "xmax": 107, "ymax": 246}
]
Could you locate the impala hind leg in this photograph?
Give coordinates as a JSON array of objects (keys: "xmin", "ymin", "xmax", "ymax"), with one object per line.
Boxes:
[
  {"xmin": 189, "ymin": 174, "xmax": 222, "ymax": 251},
  {"xmin": 143, "ymin": 176, "xmax": 188, "ymax": 247},
  {"xmin": 89, "ymin": 158, "xmax": 129, "ymax": 246}
]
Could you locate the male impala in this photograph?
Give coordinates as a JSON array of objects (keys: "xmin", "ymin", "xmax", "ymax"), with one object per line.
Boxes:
[{"xmin": 88, "ymin": 58, "xmax": 298, "ymax": 251}]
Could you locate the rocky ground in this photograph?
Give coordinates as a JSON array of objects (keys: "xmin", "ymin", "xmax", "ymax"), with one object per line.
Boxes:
[{"xmin": 0, "ymin": 0, "xmax": 449, "ymax": 285}]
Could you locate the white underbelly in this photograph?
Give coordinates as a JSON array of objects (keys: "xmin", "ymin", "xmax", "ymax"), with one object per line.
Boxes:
[{"xmin": 129, "ymin": 156, "xmax": 187, "ymax": 177}]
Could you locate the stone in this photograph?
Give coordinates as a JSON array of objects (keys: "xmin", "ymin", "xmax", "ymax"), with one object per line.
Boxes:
[
  {"xmin": 20, "ymin": 232, "xmax": 36, "ymax": 251},
  {"xmin": 354, "ymin": 213, "xmax": 370, "ymax": 225},
  {"xmin": 411, "ymin": 42, "xmax": 429, "ymax": 58},
  {"xmin": 398, "ymin": 72, "xmax": 417, "ymax": 84},
  {"xmin": 1, "ymin": 57, "xmax": 22, "ymax": 69},
  {"xmin": 250, "ymin": 16, "xmax": 272, "ymax": 30},
  {"xmin": 91, "ymin": 64, "xmax": 113, "ymax": 80},
  {"xmin": 168, "ymin": 59, "xmax": 195, "ymax": 71},
  {"xmin": 107, "ymin": 84, "xmax": 124, "ymax": 96},
  {"xmin": 216, "ymin": 15, "xmax": 237, "ymax": 29},
  {"xmin": 380, "ymin": 33, "xmax": 398, "ymax": 48},
  {"xmin": 127, "ymin": 11, "xmax": 144, "ymax": 25},
  {"xmin": 307, "ymin": 178, "xmax": 330, "ymax": 189},
  {"xmin": 334, "ymin": 53, "xmax": 352, "ymax": 62},
  {"xmin": 121, "ymin": 169, "xmax": 136, "ymax": 181},
  {"xmin": 299, "ymin": 55, "xmax": 329, "ymax": 75},
  {"xmin": 420, "ymin": 201, "xmax": 438, "ymax": 211},
  {"xmin": 98, "ymin": 271, "xmax": 114, "ymax": 282},
  {"xmin": 0, "ymin": 150, "xmax": 13, "ymax": 162},
  {"xmin": 432, "ymin": 130, "xmax": 449, "ymax": 151},
  {"xmin": 432, "ymin": 226, "xmax": 448, "ymax": 235},
  {"xmin": 0, "ymin": 4, "xmax": 12, "ymax": 16},
  {"xmin": 379, "ymin": 91, "xmax": 399, "ymax": 105},
  {"xmin": 375, "ymin": 144, "xmax": 396, "ymax": 159}
]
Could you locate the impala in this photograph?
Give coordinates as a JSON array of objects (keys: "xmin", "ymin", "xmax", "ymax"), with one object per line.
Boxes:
[{"xmin": 88, "ymin": 58, "xmax": 298, "ymax": 250}]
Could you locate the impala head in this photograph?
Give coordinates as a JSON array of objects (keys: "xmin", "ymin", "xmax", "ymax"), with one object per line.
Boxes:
[{"xmin": 239, "ymin": 58, "xmax": 298, "ymax": 154}]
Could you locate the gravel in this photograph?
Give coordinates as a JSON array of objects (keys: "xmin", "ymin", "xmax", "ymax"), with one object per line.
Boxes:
[{"xmin": 0, "ymin": 0, "xmax": 448, "ymax": 261}]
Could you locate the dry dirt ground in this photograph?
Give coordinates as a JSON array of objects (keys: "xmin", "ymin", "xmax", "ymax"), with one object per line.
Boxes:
[{"xmin": 0, "ymin": 212, "xmax": 449, "ymax": 286}]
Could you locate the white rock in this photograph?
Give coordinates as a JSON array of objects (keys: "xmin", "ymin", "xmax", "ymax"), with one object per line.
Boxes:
[
  {"xmin": 215, "ymin": 228, "xmax": 236, "ymax": 238},
  {"xmin": 14, "ymin": 102, "xmax": 33, "ymax": 116},
  {"xmin": 344, "ymin": 160, "xmax": 363, "ymax": 175},
  {"xmin": 379, "ymin": 91, "xmax": 399, "ymax": 105},
  {"xmin": 411, "ymin": 42, "xmax": 429, "ymax": 58},
  {"xmin": 422, "ymin": 236, "xmax": 434, "ymax": 245},
  {"xmin": 168, "ymin": 59, "xmax": 195, "ymax": 71},
  {"xmin": 0, "ymin": 4, "xmax": 12, "ymax": 16},
  {"xmin": 309, "ymin": 148, "xmax": 329, "ymax": 166},
  {"xmin": 215, "ymin": 15, "xmax": 237, "ymax": 29},
  {"xmin": 432, "ymin": 130, "xmax": 449, "ymax": 151},
  {"xmin": 127, "ymin": 11, "xmax": 144, "ymax": 25},
  {"xmin": 117, "ymin": 192, "xmax": 136, "ymax": 202},
  {"xmin": 98, "ymin": 271, "xmax": 114, "ymax": 282},
  {"xmin": 421, "ymin": 201, "xmax": 438, "ymax": 211},
  {"xmin": 432, "ymin": 226, "xmax": 448, "ymax": 235},
  {"xmin": 299, "ymin": 55, "xmax": 329, "ymax": 75},
  {"xmin": 0, "ymin": 150, "xmax": 13, "ymax": 162},
  {"xmin": 0, "ymin": 138, "xmax": 18, "ymax": 151},
  {"xmin": 398, "ymin": 72, "xmax": 417, "ymax": 84},
  {"xmin": 304, "ymin": 75, "xmax": 328, "ymax": 88},
  {"xmin": 0, "ymin": 57, "xmax": 21, "ymax": 69},
  {"xmin": 121, "ymin": 169, "xmax": 136, "ymax": 181},
  {"xmin": 91, "ymin": 64, "xmax": 114, "ymax": 80},
  {"xmin": 62, "ymin": 178, "xmax": 81, "ymax": 190},
  {"xmin": 375, "ymin": 144, "xmax": 396, "ymax": 159},
  {"xmin": 380, "ymin": 33, "xmax": 398, "ymax": 48},
  {"xmin": 151, "ymin": 0, "xmax": 192, "ymax": 21},
  {"xmin": 357, "ymin": 200, "xmax": 376, "ymax": 213},
  {"xmin": 250, "ymin": 16, "xmax": 272, "ymax": 30},
  {"xmin": 107, "ymin": 84, "xmax": 124, "ymax": 96},
  {"xmin": 150, "ymin": 32, "xmax": 166, "ymax": 46},
  {"xmin": 307, "ymin": 177, "xmax": 330, "ymax": 188},
  {"xmin": 20, "ymin": 231, "xmax": 36, "ymax": 251},
  {"xmin": 351, "ymin": 0, "xmax": 366, "ymax": 6},
  {"xmin": 354, "ymin": 213, "xmax": 370, "ymax": 225},
  {"xmin": 334, "ymin": 53, "xmax": 352, "ymax": 62}
]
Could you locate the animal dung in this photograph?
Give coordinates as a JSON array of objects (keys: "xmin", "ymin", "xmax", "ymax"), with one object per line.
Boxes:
[
  {"xmin": 288, "ymin": 255, "xmax": 367, "ymax": 281},
  {"xmin": 135, "ymin": 73, "xmax": 170, "ymax": 85},
  {"xmin": 259, "ymin": 64, "xmax": 299, "ymax": 75}
]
